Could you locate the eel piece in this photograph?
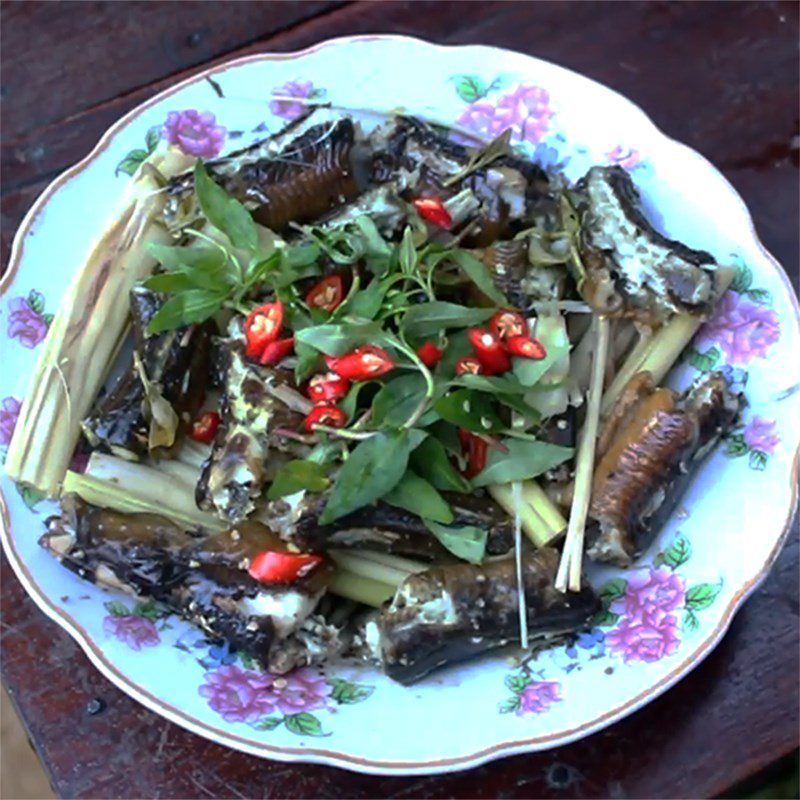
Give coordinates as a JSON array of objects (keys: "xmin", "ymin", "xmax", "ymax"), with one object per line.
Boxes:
[
  {"xmin": 81, "ymin": 287, "xmax": 211, "ymax": 458},
  {"xmin": 575, "ymin": 166, "xmax": 720, "ymax": 323},
  {"xmin": 587, "ymin": 371, "xmax": 741, "ymax": 565},
  {"xmin": 374, "ymin": 547, "xmax": 599, "ymax": 684}
]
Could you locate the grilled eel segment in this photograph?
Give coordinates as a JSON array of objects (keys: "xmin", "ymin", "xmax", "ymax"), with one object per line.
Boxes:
[
  {"xmin": 375, "ymin": 546, "xmax": 599, "ymax": 684},
  {"xmin": 81, "ymin": 287, "xmax": 212, "ymax": 458},
  {"xmin": 40, "ymin": 496, "xmax": 339, "ymax": 672},
  {"xmin": 587, "ymin": 371, "xmax": 740, "ymax": 565}
]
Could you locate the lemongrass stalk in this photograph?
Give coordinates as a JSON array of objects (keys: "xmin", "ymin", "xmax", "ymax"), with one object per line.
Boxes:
[
  {"xmin": 346, "ymin": 549, "xmax": 429, "ymax": 575},
  {"xmin": 173, "ymin": 438, "xmax": 212, "ymax": 469},
  {"xmin": 148, "ymin": 457, "xmax": 203, "ymax": 488},
  {"xmin": 489, "ymin": 481, "xmax": 567, "ymax": 547},
  {"xmin": 556, "ymin": 316, "xmax": 610, "ymax": 592},
  {"xmin": 512, "ymin": 481, "xmax": 529, "ymax": 649},
  {"xmin": 328, "ymin": 550, "xmax": 423, "ymax": 587},
  {"xmin": 328, "ymin": 569, "xmax": 395, "ymax": 607},
  {"xmin": 5, "ymin": 149, "xmax": 195, "ymax": 496}
]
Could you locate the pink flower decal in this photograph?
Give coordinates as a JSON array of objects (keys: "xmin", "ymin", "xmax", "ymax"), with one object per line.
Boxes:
[
  {"xmin": 199, "ymin": 665, "xmax": 279, "ymax": 723},
  {"xmin": 457, "ymin": 84, "xmax": 554, "ymax": 146},
  {"xmin": 270, "ymin": 669, "xmax": 331, "ymax": 715},
  {"xmin": 606, "ymin": 145, "xmax": 641, "ymax": 169},
  {"xmin": 0, "ymin": 396, "xmax": 21, "ymax": 446},
  {"xmin": 605, "ymin": 613, "xmax": 681, "ymax": 663},
  {"xmin": 103, "ymin": 615, "xmax": 160, "ymax": 651},
  {"xmin": 8, "ymin": 296, "xmax": 48, "ymax": 348},
  {"xmin": 698, "ymin": 291, "xmax": 780, "ymax": 365},
  {"xmin": 163, "ymin": 110, "xmax": 226, "ymax": 158},
  {"xmin": 743, "ymin": 416, "xmax": 780, "ymax": 454},
  {"xmin": 269, "ymin": 80, "xmax": 316, "ymax": 120},
  {"xmin": 518, "ymin": 680, "xmax": 561, "ymax": 715},
  {"xmin": 610, "ymin": 567, "xmax": 685, "ymax": 622}
]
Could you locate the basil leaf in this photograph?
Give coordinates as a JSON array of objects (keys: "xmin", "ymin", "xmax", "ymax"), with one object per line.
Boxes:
[
  {"xmin": 448, "ymin": 250, "xmax": 507, "ymax": 305},
  {"xmin": 424, "ymin": 520, "xmax": 487, "ymax": 564},
  {"xmin": 433, "ymin": 389, "xmax": 503, "ymax": 433},
  {"xmin": 146, "ymin": 289, "xmax": 225, "ymax": 334},
  {"xmin": 294, "ymin": 320, "xmax": 382, "ymax": 356},
  {"xmin": 512, "ymin": 315, "xmax": 571, "ymax": 387},
  {"xmin": 267, "ymin": 460, "xmax": 330, "ymax": 500},
  {"xmin": 142, "ymin": 272, "xmax": 197, "ymax": 293},
  {"xmin": 371, "ymin": 373, "xmax": 427, "ymax": 427},
  {"xmin": 399, "ymin": 227, "xmax": 417, "ymax": 273},
  {"xmin": 437, "ymin": 329, "xmax": 473, "ymax": 375},
  {"xmin": 346, "ymin": 278, "xmax": 390, "ymax": 320},
  {"xmin": 495, "ymin": 393, "xmax": 542, "ymax": 422},
  {"xmin": 383, "ymin": 470, "xmax": 454, "ymax": 524},
  {"xmin": 147, "ymin": 242, "xmax": 226, "ymax": 272},
  {"xmin": 194, "ymin": 161, "xmax": 258, "ymax": 254},
  {"xmin": 409, "ymin": 436, "xmax": 471, "ymax": 492},
  {"xmin": 402, "ymin": 302, "xmax": 494, "ymax": 339},
  {"xmin": 319, "ymin": 430, "xmax": 415, "ymax": 524},
  {"xmin": 451, "ymin": 373, "xmax": 527, "ymax": 394},
  {"xmin": 339, "ymin": 381, "xmax": 368, "ymax": 421},
  {"xmin": 352, "ymin": 216, "xmax": 392, "ymax": 258},
  {"xmin": 470, "ymin": 438, "xmax": 573, "ymax": 487}
]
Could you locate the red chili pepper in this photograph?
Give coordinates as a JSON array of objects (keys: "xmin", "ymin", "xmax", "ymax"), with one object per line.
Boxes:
[
  {"xmin": 303, "ymin": 403, "xmax": 348, "ymax": 432},
  {"xmin": 506, "ymin": 335, "xmax": 547, "ymax": 360},
  {"xmin": 189, "ymin": 411, "xmax": 221, "ymax": 444},
  {"xmin": 325, "ymin": 345, "xmax": 395, "ymax": 381},
  {"xmin": 244, "ymin": 301, "xmax": 284, "ymax": 360},
  {"xmin": 467, "ymin": 328, "xmax": 512, "ymax": 375},
  {"xmin": 305, "ymin": 275, "xmax": 344, "ymax": 313},
  {"xmin": 248, "ymin": 550, "xmax": 325, "ymax": 585},
  {"xmin": 259, "ymin": 336, "xmax": 295, "ymax": 366},
  {"xmin": 455, "ymin": 356, "xmax": 483, "ymax": 376},
  {"xmin": 307, "ymin": 372, "xmax": 351, "ymax": 403},
  {"xmin": 489, "ymin": 309, "xmax": 527, "ymax": 341},
  {"xmin": 416, "ymin": 341, "xmax": 443, "ymax": 368},
  {"xmin": 457, "ymin": 428, "xmax": 488, "ymax": 479},
  {"xmin": 413, "ymin": 197, "xmax": 453, "ymax": 230}
]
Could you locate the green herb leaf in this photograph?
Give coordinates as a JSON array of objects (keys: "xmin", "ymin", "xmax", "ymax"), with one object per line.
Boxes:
[
  {"xmin": 383, "ymin": 470, "xmax": 454, "ymax": 524},
  {"xmin": 451, "ymin": 373, "xmax": 527, "ymax": 395},
  {"xmin": 433, "ymin": 389, "xmax": 503, "ymax": 433},
  {"xmin": 409, "ymin": 436, "xmax": 471, "ymax": 493},
  {"xmin": 346, "ymin": 278, "xmax": 391, "ymax": 320},
  {"xmin": 147, "ymin": 289, "xmax": 226, "ymax": 334},
  {"xmin": 294, "ymin": 320, "xmax": 383, "ymax": 356},
  {"xmin": 399, "ymin": 227, "xmax": 417, "ymax": 274},
  {"xmin": 470, "ymin": 437, "xmax": 573, "ymax": 487},
  {"xmin": 371, "ymin": 373, "xmax": 428, "ymax": 427},
  {"xmin": 448, "ymin": 250, "xmax": 508, "ymax": 305},
  {"xmin": 194, "ymin": 160, "xmax": 258, "ymax": 253},
  {"xmin": 402, "ymin": 302, "xmax": 494, "ymax": 340},
  {"xmin": 424, "ymin": 520, "xmax": 487, "ymax": 563},
  {"xmin": 267, "ymin": 460, "xmax": 330, "ymax": 500},
  {"xmin": 512, "ymin": 315, "xmax": 571, "ymax": 387},
  {"xmin": 142, "ymin": 272, "xmax": 198, "ymax": 294},
  {"xmin": 319, "ymin": 430, "xmax": 415, "ymax": 524}
]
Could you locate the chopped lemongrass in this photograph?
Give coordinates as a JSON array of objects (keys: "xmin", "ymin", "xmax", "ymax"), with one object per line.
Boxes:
[
  {"xmin": 173, "ymin": 438, "xmax": 212, "ymax": 469},
  {"xmin": 556, "ymin": 315, "xmax": 610, "ymax": 592},
  {"xmin": 327, "ymin": 549, "xmax": 424, "ymax": 588},
  {"xmin": 148, "ymin": 457, "xmax": 204, "ymax": 488},
  {"xmin": 5, "ymin": 149, "xmax": 195, "ymax": 496},
  {"xmin": 489, "ymin": 481, "xmax": 567, "ymax": 548},
  {"xmin": 346, "ymin": 549, "xmax": 429, "ymax": 576},
  {"xmin": 511, "ymin": 481, "xmax": 529, "ymax": 649},
  {"xmin": 328, "ymin": 569, "xmax": 396, "ymax": 607}
]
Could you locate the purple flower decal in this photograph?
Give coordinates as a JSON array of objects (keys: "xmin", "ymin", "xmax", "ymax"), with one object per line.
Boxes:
[
  {"xmin": 0, "ymin": 396, "xmax": 21, "ymax": 446},
  {"xmin": 270, "ymin": 669, "xmax": 331, "ymax": 715},
  {"xmin": 743, "ymin": 416, "xmax": 780, "ymax": 454},
  {"xmin": 269, "ymin": 80, "xmax": 315, "ymax": 120},
  {"xmin": 199, "ymin": 665, "xmax": 278, "ymax": 723},
  {"xmin": 610, "ymin": 567, "xmax": 685, "ymax": 622},
  {"xmin": 518, "ymin": 680, "xmax": 561, "ymax": 715},
  {"xmin": 605, "ymin": 612, "xmax": 680, "ymax": 663},
  {"xmin": 163, "ymin": 110, "xmax": 226, "ymax": 158},
  {"xmin": 606, "ymin": 145, "xmax": 641, "ymax": 169},
  {"xmin": 8, "ymin": 296, "xmax": 48, "ymax": 348},
  {"xmin": 103, "ymin": 615, "xmax": 160, "ymax": 651},
  {"xmin": 698, "ymin": 291, "xmax": 780, "ymax": 365},
  {"xmin": 457, "ymin": 84, "xmax": 554, "ymax": 146}
]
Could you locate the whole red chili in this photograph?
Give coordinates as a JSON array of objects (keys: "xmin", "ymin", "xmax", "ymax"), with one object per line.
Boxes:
[
  {"xmin": 303, "ymin": 403, "xmax": 348, "ymax": 432},
  {"xmin": 259, "ymin": 336, "xmax": 295, "ymax": 366},
  {"xmin": 325, "ymin": 345, "xmax": 395, "ymax": 381},
  {"xmin": 189, "ymin": 411, "xmax": 221, "ymax": 444},
  {"xmin": 248, "ymin": 551, "xmax": 324, "ymax": 585},
  {"xmin": 307, "ymin": 372, "xmax": 351, "ymax": 403},
  {"xmin": 416, "ymin": 341, "xmax": 444, "ymax": 368},
  {"xmin": 413, "ymin": 197, "xmax": 453, "ymax": 230},
  {"xmin": 455, "ymin": 356, "xmax": 483, "ymax": 376},
  {"xmin": 305, "ymin": 275, "xmax": 344, "ymax": 313},
  {"xmin": 467, "ymin": 327, "xmax": 512, "ymax": 375},
  {"xmin": 489, "ymin": 309, "xmax": 527, "ymax": 341},
  {"xmin": 457, "ymin": 428, "xmax": 488, "ymax": 479},
  {"xmin": 506, "ymin": 335, "xmax": 547, "ymax": 360},
  {"xmin": 244, "ymin": 301, "xmax": 283, "ymax": 360}
]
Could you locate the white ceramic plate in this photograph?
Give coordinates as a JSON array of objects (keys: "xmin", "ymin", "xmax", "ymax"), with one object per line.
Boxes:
[{"xmin": 1, "ymin": 36, "xmax": 798, "ymax": 775}]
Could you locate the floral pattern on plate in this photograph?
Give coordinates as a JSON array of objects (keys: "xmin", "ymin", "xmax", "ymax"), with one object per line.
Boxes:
[
  {"xmin": 103, "ymin": 599, "xmax": 172, "ymax": 650},
  {"xmin": 7, "ymin": 291, "xmax": 52, "ymax": 348}
]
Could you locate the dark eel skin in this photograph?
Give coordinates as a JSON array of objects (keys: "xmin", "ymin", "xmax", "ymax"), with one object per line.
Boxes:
[
  {"xmin": 81, "ymin": 287, "xmax": 212, "ymax": 459},
  {"xmin": 375, "ymin": 546, "xmax": 599, "ymax": 684}
]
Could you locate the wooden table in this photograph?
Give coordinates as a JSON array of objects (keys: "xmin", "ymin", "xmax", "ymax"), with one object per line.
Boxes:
[{"xmin": 1, "ymin": 2, "xmax": 798, "ymax": 797}]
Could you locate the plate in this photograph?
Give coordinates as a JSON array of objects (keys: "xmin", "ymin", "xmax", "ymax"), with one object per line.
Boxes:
[{"xmin": 1, "ymin": 35, "xmax": 798, "ymax": 775}]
